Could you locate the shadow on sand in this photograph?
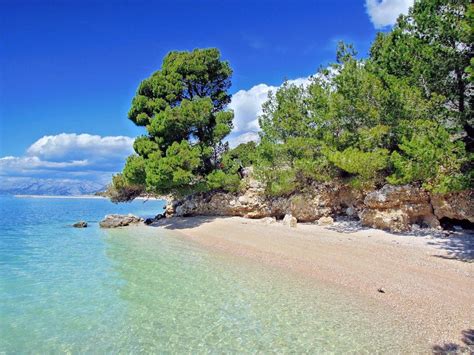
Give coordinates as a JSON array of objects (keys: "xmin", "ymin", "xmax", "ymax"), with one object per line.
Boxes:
[
  {"xmin": 430, "ymin": 232, "xmax": 474, "ymax": 263},
  {"xmin": 432, "ymin": 329, "xmax": 474, "ymax": 354}
]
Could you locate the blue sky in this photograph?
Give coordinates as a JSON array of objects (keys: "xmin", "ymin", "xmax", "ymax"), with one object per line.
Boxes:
[{"xmin": 0, "ymin": 0, "xmax": 413, "ymax": 188}]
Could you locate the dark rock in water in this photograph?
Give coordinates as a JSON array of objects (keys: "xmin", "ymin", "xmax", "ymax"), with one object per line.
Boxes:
[
  {"xmin": 144, "ymin": 213, "xmax": 165, "ymax": 225},
  {"xmin": 99, "ymin": 214, "xmax": 143, "ymax": 228},
  {"xmin": 73, "ymin": 221, "xmax": 88, "ymax": 228}
]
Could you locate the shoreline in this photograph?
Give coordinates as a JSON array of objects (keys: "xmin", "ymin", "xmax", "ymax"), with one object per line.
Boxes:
[{"xmin": 150, "ymin": 216, "xmax": 474, "ymax": 349}]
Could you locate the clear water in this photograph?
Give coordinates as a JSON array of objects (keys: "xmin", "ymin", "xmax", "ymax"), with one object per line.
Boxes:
[{"xmin": 0, "ymin": 195, "xmax": 424, "ymax": 353}]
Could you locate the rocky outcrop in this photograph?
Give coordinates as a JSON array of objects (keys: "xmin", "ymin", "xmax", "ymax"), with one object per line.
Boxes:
[
  {"xmin": 360, "ymin": 185, "xmax": 439, "ymax": 232},
  {"xmin": 99, "ymin": 214, "xmax": 143, "ymax": 228},
  {"xmin": 72, "ymin": 221, "xmax": 87, "ymax": 228},
  {"xmin": 165, "ymin": 173, "xmax": 472, "ymax": 232},
  {"xmin": 170, "ymin": 173, "xmax": 367, "ymax": 223},
  {"xmin": 430, "ymin": 190, "xmax": 474, "ymax": 223}
]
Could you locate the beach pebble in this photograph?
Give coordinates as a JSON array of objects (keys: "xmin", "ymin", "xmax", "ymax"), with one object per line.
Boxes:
[
  {"xmin": 282, "ymin": 214, "xmax": 297, "ymax": 228},
  {"xmin": 317, "ymin": 216, "xmax": 334, "ymax": 226},
  {"xmin": 260, "ymin": 217, "xmax": 277, "ymax": 225}
]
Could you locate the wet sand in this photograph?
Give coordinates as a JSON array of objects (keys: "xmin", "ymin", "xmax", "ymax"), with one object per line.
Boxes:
[{"xmin": 151, "ymin": 216, "xmax": 474, "ymax": 350}]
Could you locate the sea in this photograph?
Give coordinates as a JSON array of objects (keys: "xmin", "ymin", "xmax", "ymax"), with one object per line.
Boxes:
[{"xmin": 0, "ymin": 195, "xmax": 424, "ymax": 353}]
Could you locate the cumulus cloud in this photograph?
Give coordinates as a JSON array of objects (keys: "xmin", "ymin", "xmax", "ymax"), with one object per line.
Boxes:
[
  {"xmin": 227, "ymin": 76, "xmax": 311, "ymax": 147},
  {"xmin": 0, "ymin": 133, "xmax": 134, "ymax": 183},
  {"xmin": 365, "ymin": 0, "xmax": 414, "ymax": 28},
  {"xmin": 27, "ymin": 133, "xmax": 134, "ymax": 161},
  {"xmin": 226, "ymin": 131, "xmax": 260, "ymax": 148}
]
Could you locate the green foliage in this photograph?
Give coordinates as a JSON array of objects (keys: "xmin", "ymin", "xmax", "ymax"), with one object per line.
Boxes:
[
  {"xmin": 222, "ymin": 141, "xmax": 257, "ymax": 168},
  {"xmin": 206, "ymin": 170, "xmax": 241, "ymax": 192},
  {"xmin": 144, "ymin": 141, "xmax": 202, "ymax": 194},
  {"xmin": 387, "ymin": 120, "xmax": 472, "ymax": 193},
  {"xmin": 123, "ymin": 155, "xmax": 146, "ymax": 186},
  {"xmin": 369, "ymin": 0, "xmax": 473, "ymax": 147},
  {"xmin": 106, "ymin": 174, "xmax": 144, "ymax": 203},
  {"xmin": 327, "ymin": 148, "xmax": 389, "ymax": 180}
]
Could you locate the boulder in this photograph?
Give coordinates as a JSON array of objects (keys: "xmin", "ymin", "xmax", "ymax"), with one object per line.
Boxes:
[
  {"xmin": 282, "ymin": 214, "xmax": 297, "ymax": 228},
  {"xmin": 360, "ymin": 185, "xmax": 439, "ymax": 232},
  {"xmin": 99, "ymin": 214, "xmax": 143, "ymax": 228},
  {"xmin": 430, "ymin": 190, "xmax": 474, "ymax": 223},
  {"xmin": 72, "ymin": 221, "xmax": 87, "ymax": 228},
  {"xmin": 317, "ymin": 216, "xmax": 334, "ymax": 226}
]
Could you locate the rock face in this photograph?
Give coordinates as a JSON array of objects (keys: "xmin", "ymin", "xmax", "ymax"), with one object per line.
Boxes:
[
  {"xmin": 360, "ymin": 185, "xmax": 439, "ymax": 232},
  {"xmin": 165, "ymin": 172, "xmax": 473, "ymax": 233},
  {"xmin": 99, "ymin": 214, "xmax": 143, "ymax": 228},
  {"xmin": 72, "ymin": 221, "xmax": 87, "ymax": 228},
  {"xmin": 170, "ymin": 172, "xmax": 366, "ymax": 223},
  {"xmin": 430, "ymin": 190, "xmax": 474, "ymax": 223}
]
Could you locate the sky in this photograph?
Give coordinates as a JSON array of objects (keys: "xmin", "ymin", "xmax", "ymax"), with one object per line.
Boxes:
[{"xmin": 0, "ymin": 0, "xmax": 414, "ymax": 188}]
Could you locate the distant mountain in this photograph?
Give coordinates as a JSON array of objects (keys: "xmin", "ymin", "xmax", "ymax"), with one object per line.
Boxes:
[{"xmin": 0, "ymin": 177, "xmax": 105, "ymax": 196}]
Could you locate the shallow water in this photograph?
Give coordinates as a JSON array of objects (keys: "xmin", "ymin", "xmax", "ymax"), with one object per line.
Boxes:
[{"xmin": 0, "ymin": 195, "xmax": 425, "ymax": 352}]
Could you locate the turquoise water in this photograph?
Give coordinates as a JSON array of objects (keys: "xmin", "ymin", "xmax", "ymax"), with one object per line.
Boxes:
[{"xmin": 0, "ymin": 195, "xmax": 423, "ymax": 353}]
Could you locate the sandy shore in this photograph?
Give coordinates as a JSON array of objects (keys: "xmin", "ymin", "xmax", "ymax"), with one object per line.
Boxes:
[{"xmin": 151, "ymin": 216, "xmax": 474, "ymax": 349}]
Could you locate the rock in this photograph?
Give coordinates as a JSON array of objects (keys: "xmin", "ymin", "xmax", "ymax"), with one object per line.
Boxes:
[
  {"xmin": 360, "ymin": 185, "xmax": 439, "ymax": 232},
  {"xmin": 260, "ymin": 217, "xmax": 277, "ymax": 224},
  {"xmin": 144, "ymin": 218, "xmax": 154, "ymax": 225},
  {"xmin": 99, "ymin": 214, "xmax": 143, "ymax": 228},
  {"xmin": 345, "ymin": 206, "xmax": 356, "ymax": 217},
  {"xmin": 72, "ymin": 221, "xmax": 87, "ymax": 228},
  {"xmin": 430, "ymin": 190, "xmax": 474, "ymax": 223},
  {"xmin": 282, "ymin": 214, "xmax": 297, "ymax": 228},
  {"xmin": 144, "ymin": 213, "xmax": 165, "ymax": 225},
  {"xmin": 317, "ymin": 216, "xmax": 334, "ymax": 226},
  {"xmin": 377, "ymin": 287, "xmax": 386, "ymax": 293}
]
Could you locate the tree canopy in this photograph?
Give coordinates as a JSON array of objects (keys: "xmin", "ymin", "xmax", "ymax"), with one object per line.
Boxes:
[{"xmin": 109, "ymin": 48, "xmax": 239, "ymax": 201}]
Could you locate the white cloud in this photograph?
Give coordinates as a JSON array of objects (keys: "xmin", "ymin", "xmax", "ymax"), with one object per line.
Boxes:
[
  {"xmin": 365, "ymin": 0, "xmax": 414, "ymax": 28},
  {"xmin": 0, "ymin": 133, "xmax": 134, "ymax": 183},
  {"xmin": 227, "ymin": 131, "xmax": 260, "ymax": 148},
  {"xmin": 0, "ymin": 156, "xmax": 88, "ymax": 174},
  {"xmin": 27, "ymin": 133, "xmax": 134, "ymax": 161},
  {"xmin": 227, "ymin": 76, "xmax": 311, "ymax": 147}
]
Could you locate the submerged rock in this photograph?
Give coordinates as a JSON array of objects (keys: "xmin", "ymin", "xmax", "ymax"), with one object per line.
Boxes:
[
  {"xmin": 72, "ymin": 221, "xmax": 88, "ymax": 228},
  {"xmin": 282, "ymin": 214, "xmax": 297, "ymax": 228},
  {"xmin": 99, "ymin": 214, "xmax": 143, "ymax": 228}
]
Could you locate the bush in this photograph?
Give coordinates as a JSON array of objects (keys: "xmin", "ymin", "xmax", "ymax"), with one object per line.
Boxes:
[{"xmin": 387, "ymin": 120, "xmax": 472, "ymax": 193}]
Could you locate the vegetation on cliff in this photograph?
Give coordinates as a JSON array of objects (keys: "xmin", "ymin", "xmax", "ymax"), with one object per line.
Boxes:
[{"xmin": 109, "ymin": 0, "xmax": 472, "ymax": 203}]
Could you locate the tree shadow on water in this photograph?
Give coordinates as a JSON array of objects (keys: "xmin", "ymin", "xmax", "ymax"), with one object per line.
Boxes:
[{"xmin": 432, "ymin": 329, "xmax": 474, "ymax": 354}]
